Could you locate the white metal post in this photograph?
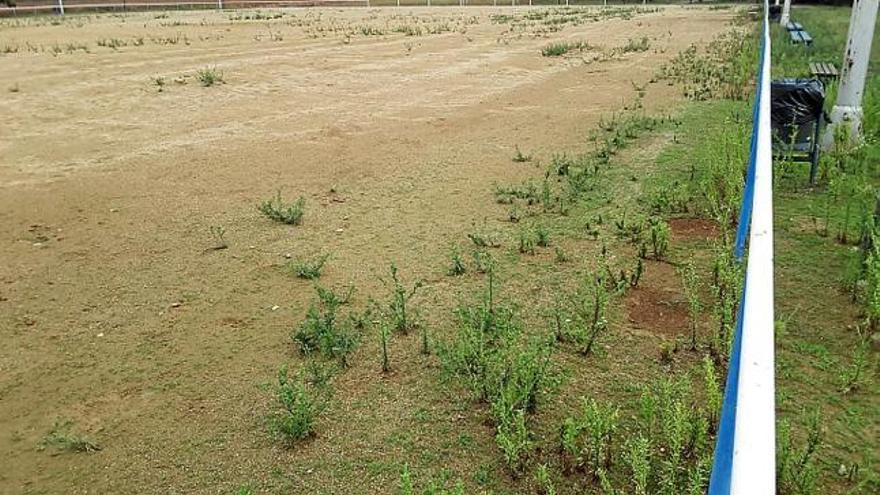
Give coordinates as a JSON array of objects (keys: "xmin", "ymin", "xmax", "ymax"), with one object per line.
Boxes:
[
  {"xmin": 57, "ymin": 0, "xmax": 64, "ymax": 14},
  {"xmin": 775, "ymin": 0, "xmax": 779, "ymax": 5},
  {"xmin": 218, "ymin": 0, "xmax": 222, "ymax": 9},
  {"xmin": 780, "ymin": 0, "xmax": 791, "ymax": 25},
  {"xmin": 823, "ymin": 0, "xmax": 880, "ymax": 147}
]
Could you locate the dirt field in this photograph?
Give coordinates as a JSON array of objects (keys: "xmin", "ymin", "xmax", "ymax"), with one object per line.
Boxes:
[{"xmin": 0, "ymin": 6, "xmax": 735, "ymax": 493}]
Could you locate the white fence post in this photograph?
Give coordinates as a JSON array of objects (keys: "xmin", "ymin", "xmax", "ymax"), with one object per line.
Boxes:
[
  {"xmin": 57, "ymin": 0, "xmax": 64, "ymax": 15},
  {"xmin": 780, "ymin": 0, "xmax": 791, "ymax": 25},
  {"xmin": 822, "ymin": 0, "xmax": 880, "ymax": 147},
  {"xmin": 218, "ymin": 0, "xmax": 223, "ymax": 9}
]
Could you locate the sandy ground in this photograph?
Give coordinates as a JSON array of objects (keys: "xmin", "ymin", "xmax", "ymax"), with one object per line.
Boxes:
[{"xmin": 0, "ymin": 6, "xmax": 733, "ymax": 493}]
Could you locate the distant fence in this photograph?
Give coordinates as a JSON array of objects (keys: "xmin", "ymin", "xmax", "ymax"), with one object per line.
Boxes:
[{"xmin": 0, "ymin": 0, "xmax": 661, "ymax": 16}]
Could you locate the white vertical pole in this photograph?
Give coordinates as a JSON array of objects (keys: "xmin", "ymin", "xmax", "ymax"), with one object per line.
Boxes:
[
  {"xmin": 218, "ymin": 0, "xmax": 222, "ymax": 9},
  {"xmin": 823, "ymin": 0, "xmax": 880, "ymax": 147},
  {"xmin": 57, "ymin": 0, "xmax": 64, "ymax": 15},
  {"xmin": 780, "ymin": 0, "xmax": 791, "ymax": 25},
  {"xmin": 774, "ymin": 0, "xmax": 779, "ymax": 5},
  {"xmin": 730, "ymin": 9, "xmax": 775, "ymax": 495}
]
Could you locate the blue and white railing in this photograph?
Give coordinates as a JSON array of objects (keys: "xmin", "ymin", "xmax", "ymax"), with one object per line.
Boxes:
[{"xmin": 708, "ymin": 2, "xmax": 776, "ymax": 495}]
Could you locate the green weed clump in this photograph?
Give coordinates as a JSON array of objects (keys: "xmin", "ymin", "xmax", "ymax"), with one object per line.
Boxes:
[
  {"xmin": 382, "ymin": 263, "xmax": 423, "ymax": 334},
  {"xmin": 271, "ymin": 365, "xmax": 329, "ymax": 444},
  {"xmin": 513, "ymin": 145, "xmax": 532, "ymax": 163},
  {"xmin": 289, "ymin": 254, "xmax": 329, "ymax": 280},
  {"xmin": 259, "ymin": 192, "xmax": 305, "ymax": 225},
  {"xmin": 40, "ymin": 421, "xmax": 100, "ymax": 453},
  {"xmin": 777, "ymin": 409, "xmax": 824, "ymax": 495},
  {"xmin": 542, "ymin": 40, "xmax": 594, "ymax": 57},
  {"xmin": 398, "ymin": 464, "xmax": 465, "ymax": 495},
  {"xmin": 292, "ymin": 286, "xmax": 359, "ymax": 367},
  {"xmin": 197, "ymin": 66, "xmax": 224, "ymax": 87},
  {"xmin": 559, "ymin": 376, "xmax": 714, "ymax": 493},
  {"xmin": 448, "ymin": 247, "xmax": 467, "ymax": 276},
  {"xmin": 659, "ymin": 30, "xmax": 757, "ymax": 101},
  {"xmin": 553, "ymin": 272, "xmax": 609, "ymax": 356},
  {"xmin": 439, "ymin": 274, "xmax": 559, "ymax": 475}
]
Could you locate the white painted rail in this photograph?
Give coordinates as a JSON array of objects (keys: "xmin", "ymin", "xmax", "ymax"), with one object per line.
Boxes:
[{"xmin": 708, "ymin": 2, "xmax": 775, "ymax": 494}]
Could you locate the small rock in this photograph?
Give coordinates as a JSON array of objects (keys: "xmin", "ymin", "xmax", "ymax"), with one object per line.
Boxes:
[
  {"xmin": 838, "ymin": 464, "xmax": 847, "ymax": 476},
  {"xmin": 110, "ymin": 208, "xmax": 119, "ymax": 213},
  {"xmin": 249, "ymin": 245, "xmax": 256, "ymax": 249},
  {"xmin": 171, "ymin": 302, "xmax": 182, "ymax": 308},
  {"xmin": 271, "ymin": 305, "xmax": 280, "ymax": 311},
  {"xmin": 335, "ymin": 228, "xmax": 344, "ymax": 233},
  {"xmin": 284, "ymin": 253, "xmax": 292, "ymax": 259},
  {"xmin": 97, "ymin": 332, "xmax": 104, "ymax": 338},
  {"xmin": 32, "ymin": 242, "xmax": 43, "ymax": 248}
]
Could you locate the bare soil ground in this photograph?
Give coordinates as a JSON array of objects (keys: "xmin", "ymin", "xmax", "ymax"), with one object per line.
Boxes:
[{"xmin": 0, "ymin": 7, "xmax": 734, "ymax": 493}]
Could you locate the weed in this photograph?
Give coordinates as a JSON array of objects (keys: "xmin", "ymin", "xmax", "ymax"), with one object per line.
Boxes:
[
  {"xmin": 559, "ymin": 398, "xmax": 619, "ymax": 477},
  {"xmin": 152, "ymin": 76, "xmax": 166, "ymax": 92},
  {"xmin": 535, "ymin": 464, "xmax": 557, "ymax": 495},
  {"xmin": 648, "ymin": 216, "xmax": 670, "ymax": 259},
  {"xmin": 513, "ymin": 145, "xmax": 532, "ymax": 163},
  {"xmin": 271, "ymin": 365, "xmax": 328, "ymax": 443},
  {"xmin": 40, "ymin": 420, "xmax": 100, "ymax": 453},
  {"xmin": 777, "ymin": 409, "xmax": 823, "ymax": 495},
  {"xmin": 678, "ymin": 261, "xmax": 702, "ymax": 349},
  {"xmin": 292, "ymin": 286, "xmax": 359, "ymax": 367},
  {"xmin": 448, "ymin": 247, "xmax": 466, "ymax": 276},
  {"xmin": 379, "ymin": 322, "xmax": 391, "ymax": 373},
  {"xmin": 536, "ymin": 225, "xmax": 551, "ymax": 247},
  {"xmin": 290, "ymin": 254, "xmax": 329, "ymax": 280},
  {"xmin": 618, "ymin": 36, "xmax": 650, "ymax": 54},
  {"xmin": 554, "ymin": 246, "xmax": 569, "ymax": 263},
  {"xmin": 839, "ymin": 333, "xmax": 870, "ymax": 394},
  {"xmin": 383, "ymin": 263, "xmax": 423, "ymax": 334},
  {"xmin": 207, "ymin": 225, "xmax": 227, "ymax": 251},
  {"xmin": 197, "ymin": 66, "xmax": 224, "ymax": 87},
  {"xmin": 472, "ymin": 250, "xmax": 495, "ymax": 274},
  {"xmin": 468, "ymin": 231, "xmax": 500, "ymax": 248},
  {"xmin": 399, "ymin": 464, "xmax": 414, "ymax": 495},
  {"xmin": 519, "ymin": 230, "xmax": 536, "ymax": 255},
  {"xmin": 702, "ymin": 356, "xmax": 722, "ymax": 426},
  {"xmin": 496, "ymin": 408, "xmax": 532, "ymax": 477},
  {"xmin": 542, "ymin": 40, "xmax": 593, "ymax": 57},
  {"xmin": 626, "ymin": 436, "xmax": 652, "ymax": 495},
  {"xmin": 259, "ymin": 191, "xmax": 305, "ymax": 225},
  {"xmin": 509, "ymin": 205, "xmax": 522, "ymax": 223}
]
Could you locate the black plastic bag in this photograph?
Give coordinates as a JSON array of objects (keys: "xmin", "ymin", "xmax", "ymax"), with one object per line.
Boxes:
[{"xmin": 770, "ymin": 78, "xmax": 825, "ymax": 147}]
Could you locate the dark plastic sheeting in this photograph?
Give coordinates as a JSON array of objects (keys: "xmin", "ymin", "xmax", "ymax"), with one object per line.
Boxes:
[{"xmin": 770, "ymin": 78, "xmax": 825, "ymax": 145}]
